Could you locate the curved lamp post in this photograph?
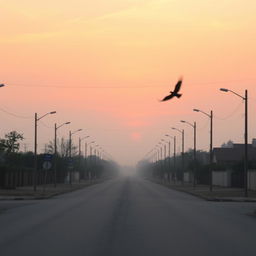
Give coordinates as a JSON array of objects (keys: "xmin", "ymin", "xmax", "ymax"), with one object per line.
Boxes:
[
  {"xmin": 34, "ymin": 111, "xmax": 56, "ymax": 191},
  {"xmin": 193, "ymin": 108, "xmax": 213, "ymax": 191},
  {"xmin": 162, "ymin": 139, "xmax": 170, "ymax": 182},
  {"xmin": 158, "ymin": 142, "xmax": 163, "ymax": 179},
  {"xmin": 172, "ymin": 127, "xmax": 184, "ymax": 183},
  {"xmin": 165, "ymin": 134, "xmax": 177, "ymax": 182},
  {"xmin": 181, "ymin": 120, "xmax": 196, "ymax": 186},
  {"xmin": 68, "ymin": 129, "xmax": 82, "ymax": 184},
  {"xmin": 220, "ymin": 88, "xmax": 248, "ymax": 197},
  {"xmin": 54, "ymin": 121, "xmax": 71, "ymax": 187},
  {"xmin": 79, "ymin": 136, "xmax": 90, "ymax": 157},
  {"xmin": 69, "ymin": 129, "xmax": 82, "ymax": 157}
]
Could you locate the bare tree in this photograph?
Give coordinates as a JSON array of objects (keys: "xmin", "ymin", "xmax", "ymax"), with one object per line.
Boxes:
[{"xmin": 46, "ymin": 137, "xmax": 78, "ymax": 157}]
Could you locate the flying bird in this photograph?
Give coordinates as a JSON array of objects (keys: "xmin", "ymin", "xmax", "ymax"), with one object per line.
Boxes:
[{"xmin": 160, "ymin": 78, "xmax": 183, "ymax": 102}]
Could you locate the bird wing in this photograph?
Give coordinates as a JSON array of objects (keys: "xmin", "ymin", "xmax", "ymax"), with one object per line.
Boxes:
[
  {"xmin": 161, "ymin": 93, "xmax": 174, "ymax": 101},
  {"xmin": 172, "ymin": 79, "xmax": 182, "ymax": 94}
]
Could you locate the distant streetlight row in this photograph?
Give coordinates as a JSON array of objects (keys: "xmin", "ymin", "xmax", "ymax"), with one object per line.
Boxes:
[
  {"xmin": 1, "ymin": 83, "xmax": 110, "ymax": 189},
  {"xmin": 145, "ymin": 87, "xmax": 248, "ymax": 197},
  {"xmin": 34, "ymin": 113, "xmax": 98, "ymax": 190}
]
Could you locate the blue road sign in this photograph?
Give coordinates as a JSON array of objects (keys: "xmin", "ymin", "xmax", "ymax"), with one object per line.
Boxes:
[{"xmin": 43, "ymin": 153, "xmax": 53, "ymax": 161}]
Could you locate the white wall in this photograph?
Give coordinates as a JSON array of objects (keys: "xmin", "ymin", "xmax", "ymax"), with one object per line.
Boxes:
[
  {"xmin": 65, "ymin": 171, "xmax": 80, "ymax": 183},
  {"xmin": 183, "ymin": 172, "xmax": 193, "ymax": 183},
  {"xmin": 248, "ymin": 170, "xmax": 256, "ymax": 191},
  {"xmin": 212, "ymin": 170, "xmax": 256, "ymax": 190},
  {"xmin": 212, "ymin": 170, "xmax": 231, "ymax": 187}
]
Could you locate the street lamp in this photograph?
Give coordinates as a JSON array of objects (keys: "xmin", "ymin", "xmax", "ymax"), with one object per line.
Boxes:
[
  {"xmin": 166, "ymin": 134, "xmax": 176, "ymax": 182},
  {"xmin": 220, "ymin": 88, "xmax": 248, "ymax": 197},
  {"xmin": 34, "ymin": 111, "xmax": 56, "ymax": 191},
  {"xmin": 79, "ymin": 136, "xmax": 90, "ymax": 157},
  {"xmin": 87, "ymin": 141, "xmax": 95, "ymax": 180},
  {"xmin": 78, "ymin": 136, "xmax": 90, "ymax": 181},
  {"xmin": 88, "ymin": 141, "xmax": 95, "ymax": 154},
  {"xmin": 153, "ymin": 147, "xmax": 157, "ymax": 164},
  {"xmin": 69, "ymin": 129, "xmax": 82, "ymax": 185},
  {"xmin": 69, "ymin": 128, "xmax": 82, "ymax": 156},
  {"xmin": 155, "ymin": 144, "xmax": 159, "ymax": 162},
  {"xmin": 157, "ymin": 142, "xmax": 163, "ymax": 179},
  {"xmin": 161, "ymin": 139, "xmax": 168, "ymax": 159},
  {"xmin": 92, "ymin": 144, "xmax": 99, "ymax": 179},
  {"xmin": 172, "ymin": 127, "xmax": 184, "ymax": 183},
  {"xmin": 158, "ymin": 142, "xmax": 163, "ymax": 161},
  {"xmin": 181, "ymin": 120, "xmax": 197, "ymax": 186},
  {"xmin": 162, "ymin": 139, "xmax": 170, "ymax": 182},
  {"xmin": 89, "ymin": 142, "xmax": 97, "ymax": 155},
  {"xmin": 193, "ymin": 108, "xmax": 213, "ymax": 191},
  {"xmin": 54, "ymin": 121, "xmax": 71, "ymax": 187},
  {"xmin": 92, "ymin": 144, "xmax": 99, "ymax": 155}
]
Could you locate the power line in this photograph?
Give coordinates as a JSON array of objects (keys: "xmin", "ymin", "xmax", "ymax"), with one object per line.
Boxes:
[
  {"xmin": 7, "ymin": 78, "xmax": 256, "ymax": 89},
  {"xmin": 0, "ymin": 107, "xmax": 33, "ymax": 119},
  {"xmin": 214, "ymin": 101, "xmax": 243, "ymax": 120},
  {"xmin": 39, "ymin": 120, "xmax": 53, "ymax": 129}
]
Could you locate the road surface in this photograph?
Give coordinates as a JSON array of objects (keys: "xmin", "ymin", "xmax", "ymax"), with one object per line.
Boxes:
[{"xmin": 0, "ymin": 176, "xmax": 255, "ymax": 256}]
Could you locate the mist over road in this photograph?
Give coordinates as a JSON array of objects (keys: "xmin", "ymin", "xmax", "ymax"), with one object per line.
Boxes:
[{"xmin": 0, "ymin": 176, "xmax": 255, "ymax": 256}]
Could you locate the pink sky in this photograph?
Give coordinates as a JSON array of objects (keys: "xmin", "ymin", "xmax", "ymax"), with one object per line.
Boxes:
[{"xmin": 1, "ymin": 0, "xmax": 256, "ymax": 164}]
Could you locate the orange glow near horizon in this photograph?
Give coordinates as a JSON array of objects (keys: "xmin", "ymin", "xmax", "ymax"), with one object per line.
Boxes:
[{"xmin": 1, "ymin": 0, "xmax": 256, "ymax": 165}]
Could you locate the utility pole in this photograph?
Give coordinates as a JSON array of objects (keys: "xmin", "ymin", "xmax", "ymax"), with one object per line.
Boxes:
[
  {"xmin": 172, "ymin": 127, "xmax": 184, "ymax": 183},
  {"xmin": 34, "ymin": 111, "xmax": 56, "ymax": 191},
  {"xmin": 182, "ymin": 129, "xmax": 184, "ymax": 184},
  {"xmin": 79, "ymin": 137, "xmax": 81, "ymax": 157},
  {"xmin": 165, "ymin": 135, "xmax": 176, "ymax": 182},
  {"xmin": 54, "ymin": 122, "xmax": 70, "ymax": 187},
  {"xmin": 194, "ymin": 109, "xmax": 213, "ymax": 191},
  {"xmin": 181, "ymin": 120, "xmax": 197, "ymax": 186},
  {"xmin": 220, "ymin": 88, "xmax": 248, "ymax": 197},
  {"xmin": 210, "ymin": 111, "xmax": 213, "ymax": 191},
  {"xmin": 245, "ymin": 90, "xmax": 248, "ymax": 197},
  {"xmin": 160, "ymin": 144, "xmax": 163, "ymax": 180},
  {"xmin": 85, "ymin": 142, "xmax": 88, "ymax": 179},
  {"xmin": 194, "ymin": 122, "xmax": 197, "ymax": 187},
  {"xmin": 54, "ymin": 123, "xmax": 57, "ymax": 187},
  {"xmin": 34, "ymin": 113, "xmax": 37, "ymax": 192},
  {"xmin": 69, "ymin": 131, "xmax": 72, "ymax": 185},
  {"xmin": 85, "ymin": 142, "xmax": 88, "ymax": 158},
  {"xmin": 164, "ymin": 143, "xmax": 167, "ymax": 181},
  {"xmin": 168, "ymin": 140, "xmax": 171, "ymax": 183},
  {"xmin": 174, "ymin": 136, "xmax": 176, "ymax": 182}
]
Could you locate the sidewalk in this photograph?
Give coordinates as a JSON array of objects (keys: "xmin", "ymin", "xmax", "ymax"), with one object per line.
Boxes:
[
  {"xmin": 151, "ymin": 179, "xmax": 256, "ymax": 202},
  {"xmin": 0, "ymin": 179, "xmax": 104, "ymax": 200}
]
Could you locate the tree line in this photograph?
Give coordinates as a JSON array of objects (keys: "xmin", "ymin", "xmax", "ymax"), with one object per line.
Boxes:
[{"xmin": 0, "ymin": 130, "xmax": 119, "ymax": 189}]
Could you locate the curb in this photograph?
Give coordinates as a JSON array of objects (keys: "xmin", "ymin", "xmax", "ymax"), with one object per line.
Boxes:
[
  {"xmin": 149, "ymin": 179, "xmax": 256, "ymax": 203},
  {"xmin": 0, "ymin": 179, "xmax": 105, "ymax": 201}
]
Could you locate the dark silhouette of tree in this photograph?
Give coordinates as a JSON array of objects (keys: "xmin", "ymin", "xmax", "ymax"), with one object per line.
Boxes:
[
  {"xmin": 221, "ymin": 140, "xmax": 234, "ymax": 148},
  {"xmin": 45, "ymin": 137, "xmax": 78, "ymax": 157},
  {"xmin": 0, "ymin": 131, "xmax": 24, "ymax": 153}
]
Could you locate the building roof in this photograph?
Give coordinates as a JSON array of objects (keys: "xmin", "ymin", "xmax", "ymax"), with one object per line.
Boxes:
[{"xmin": 213, "ymin": 145, "xmax": 256, "ymax": 163}]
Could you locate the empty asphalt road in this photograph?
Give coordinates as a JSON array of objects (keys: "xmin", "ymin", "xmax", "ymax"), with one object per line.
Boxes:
[{"xmin": 0, "ymin": 176, "xmax": 256, "ymax": 256}]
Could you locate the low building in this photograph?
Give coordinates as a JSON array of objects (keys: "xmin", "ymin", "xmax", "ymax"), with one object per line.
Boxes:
[{"xmin": 212, "ymin": 140, "xmax": 256, "ymax": 189}]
